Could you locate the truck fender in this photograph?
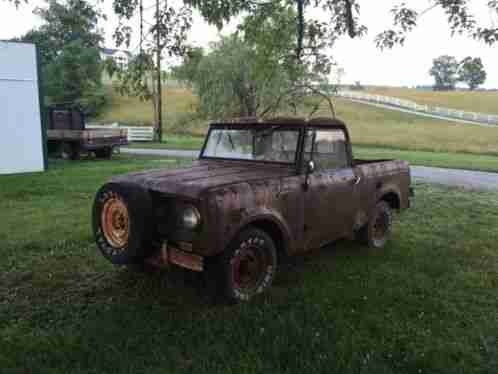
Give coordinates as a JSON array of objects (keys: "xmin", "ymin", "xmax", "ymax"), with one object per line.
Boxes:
[
  {"xmin": 376, "ymin": 184, "xmax": 402, "ymax": 210},
  {"xmin": 224, "ymin": 207, "xmax": 293, "ymax": 257}
]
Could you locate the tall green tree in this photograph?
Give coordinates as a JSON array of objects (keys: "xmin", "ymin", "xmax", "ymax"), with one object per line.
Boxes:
[
  {"xmin": 171, "ymin": 47, "xmax": 205, "ymax": 86},
  {"xmin": 177, "ymin": 4, "xmax": 333, "ymax": 118},
  {"xmin": 109, "ymin": 2, "xmax": 192, "ymax": 140},
  {"xmin": 18, "ymin": 0, "xmax": 105, "ymax": 115},
  {"xmin": 458, "ymin": 57, "xmax": 487, "ymax": 90},
  {"xmin": 429, "ymin": 55, "xmax": 459, "ymax": 91},
  {"xmin": 44, "ymin": 40, "xmax": 105, "ymax": 114},
  {"xmin": 193, "ymin": 34, "xmax": 290, "ymax": 117}
]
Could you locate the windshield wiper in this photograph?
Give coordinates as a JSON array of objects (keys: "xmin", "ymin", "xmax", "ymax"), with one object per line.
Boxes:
[{"xmin": 227, "ymin": 133, "xmax": 236, "ymax": 150}]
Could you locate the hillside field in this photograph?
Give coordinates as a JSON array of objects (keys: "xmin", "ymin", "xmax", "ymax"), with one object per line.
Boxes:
[
  {"xmin": 362, "ymin": 86, "xmax": 498, "ymax": 115},
  {"xmin": 95, "ymin": 87, "xmax": 498, "ymax": 156}
]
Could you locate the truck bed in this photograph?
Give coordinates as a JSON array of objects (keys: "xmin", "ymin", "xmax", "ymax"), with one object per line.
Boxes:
[
  {"xmin": 353, "ymin": 158, "xmax": 412, "ymax": 210},
  {"xmin": 47, "ymin": 128, "xmax": 127, "ymax": 141}
]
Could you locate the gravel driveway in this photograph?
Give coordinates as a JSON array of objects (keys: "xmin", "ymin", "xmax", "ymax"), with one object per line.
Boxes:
[{"xmin": 122, "ymin": 148, "xmax": 498, "ymax": 191}]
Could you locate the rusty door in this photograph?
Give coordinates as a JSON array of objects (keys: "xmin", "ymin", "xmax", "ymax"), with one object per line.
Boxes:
[
  {"xmin": 303, "ymin": 169, "xmax": 359, "ymax": 248},
  {"xmin": 302, "ymin": 127, "xmax": 361, "ymax": 248}
]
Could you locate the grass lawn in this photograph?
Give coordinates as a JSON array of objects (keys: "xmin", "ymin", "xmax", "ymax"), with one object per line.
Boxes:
[
  {"xmin": 362, "ymin": 86, "xmax": 498, "ymax": 115},
  {"xmin": 125, "ymin": 139, "xmax": 498, "ymax": 173},
  {"xmin": 1, "ymin": 156, "xmax": 497, "ymax": 373}
]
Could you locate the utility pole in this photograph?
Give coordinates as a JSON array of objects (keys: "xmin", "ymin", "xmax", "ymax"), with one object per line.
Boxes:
[{"xmin": 155, "ymin": 0, "xmax": 163, "ymax": 142}]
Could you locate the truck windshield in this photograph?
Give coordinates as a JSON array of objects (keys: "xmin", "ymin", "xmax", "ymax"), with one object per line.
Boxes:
[{"xmin": 202, "ymin": 127, "xmax": 300, "ymax": 164}]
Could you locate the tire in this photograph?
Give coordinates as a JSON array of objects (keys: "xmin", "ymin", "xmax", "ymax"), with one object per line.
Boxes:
[
  {"xmin": 215, "ymin": 227, "xmax": 277, "ymax": 303},
  {"xmin": 62, "ymin": 142, "xmax": 80, "ymax": 160},
  {"xmin": 125, "ymin": 262, "xmax": 157, "ymax": 273},
  {"xmin": 95, "ymin": 147, "xmax": 112, "ymax": 159},
  {"xmin": 92, "ymin": 182, "xmax": 154, "ymax": 265},
  {"xmin": 358, "ymin": 201, "xmax": 393, "ymax": 249}
]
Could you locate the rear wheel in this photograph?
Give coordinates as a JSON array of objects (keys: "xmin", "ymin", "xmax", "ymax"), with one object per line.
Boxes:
[
  {"xmin": 358, "ymin": 201, "xmax": 393, "ymax": 249},
  {"xmin": 95, "ymin": 147, "xmax": 113, "ymax": 159},
  {"xmin": 214, "ymin": 227, "xmax": 277, "ymax": 303},
  {"xmin": 62, "ymin": 142, "xmax": 80, "ymax": 160},
  {"xmin": 93, "ymin": 182, "xmax": 154, "ymax": 265}
]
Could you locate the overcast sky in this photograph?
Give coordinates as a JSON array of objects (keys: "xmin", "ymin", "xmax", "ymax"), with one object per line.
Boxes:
[{"xmin": 1, "ymin": 0, "xmax": 497, "ymax": 88}]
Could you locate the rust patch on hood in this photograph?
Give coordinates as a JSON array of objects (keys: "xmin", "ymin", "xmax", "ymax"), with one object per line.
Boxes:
[{"xmin": 110, "ymin": 160, "xmax": 296, "ymax": 199}]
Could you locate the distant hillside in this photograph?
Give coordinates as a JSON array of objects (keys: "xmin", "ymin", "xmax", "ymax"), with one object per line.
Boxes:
[
  {"xmin": 94, "ymin": 86, "xmax": 205, "ymax": 135},
  {"xmin": 93, "ymin": 86, "xmax": 498, "ymax": 155},
  {"xmin": 361, "ymin": 86, "xmax": 498, "ymax": 115}
]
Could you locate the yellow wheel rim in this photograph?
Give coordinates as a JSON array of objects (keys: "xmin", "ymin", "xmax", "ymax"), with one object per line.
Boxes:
[{"xmin": 101, "ymin": 196, "xmax": 129, "ymax": 248}]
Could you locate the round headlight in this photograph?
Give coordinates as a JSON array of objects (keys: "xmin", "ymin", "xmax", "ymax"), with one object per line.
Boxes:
[{"xmin": 181, "ymin": 206, "xmax": 201, "ymax": 229}]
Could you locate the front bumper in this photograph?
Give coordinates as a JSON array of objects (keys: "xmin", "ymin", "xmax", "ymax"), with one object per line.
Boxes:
[{"xmin": 145, "ymin": 242, "xmax": 204, "ymax": 272}]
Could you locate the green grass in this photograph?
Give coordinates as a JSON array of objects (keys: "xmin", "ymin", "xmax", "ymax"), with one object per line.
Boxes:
[
  {"xmin": 363, "ymin": 86, "xmax": 498, "ymax": 115},
  {"xmin": 1, "ymin": 157, "xmax": 497, "ymax": 373}
]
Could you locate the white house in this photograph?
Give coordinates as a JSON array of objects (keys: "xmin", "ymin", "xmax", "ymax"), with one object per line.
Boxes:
[{"xmin": 100, "ymin": 48, "xmax": 132, "ymax": 67}]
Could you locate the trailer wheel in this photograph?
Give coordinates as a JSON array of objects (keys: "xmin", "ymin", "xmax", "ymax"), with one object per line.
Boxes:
[
  {"xmin": 93, "ymin": 182, "xmax": 154, "ymax": 265},
  {"xmin": 358, "ymin": 201, "xmax": 392, "ymax": 249},
  {"xmin": 62, "ymin": 142, "xmax": 80, "ymax": 160},
  {"xmin": 95, "ymin": 147, "xmax": 113, "ymax": 159}
]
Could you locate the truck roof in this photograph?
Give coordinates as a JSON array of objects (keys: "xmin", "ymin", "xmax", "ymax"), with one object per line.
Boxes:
[{"xmin": 210, "ymin": 116, "xmax": 347, "ymax": 130}]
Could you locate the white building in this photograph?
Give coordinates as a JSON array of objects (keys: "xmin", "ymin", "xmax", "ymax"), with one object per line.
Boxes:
[
  {"xmin": 0, "ymin": 41, "xmax": 46, "ymax": 175},
  {"xmin": 100, "ymin": 48, "xmax": 132, "ymax": 67}
]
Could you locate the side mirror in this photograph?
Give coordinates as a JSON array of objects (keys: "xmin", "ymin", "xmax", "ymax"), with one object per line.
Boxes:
[
  {"xmin": 307, "ymin": 160, "xmax": 315, "ymax": 174},
  {"xmin": 304, "ymin": 160, "xmax": 314, "ymax": 191}
]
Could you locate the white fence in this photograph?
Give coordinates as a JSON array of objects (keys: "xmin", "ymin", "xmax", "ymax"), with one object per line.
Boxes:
[
  {"xmin": 337, "ymin": 91, "xmax": 498, "ymax": 126},
  {"xmin": 87, "ymin": 124, "xmax": 154, "ymax": 142}
]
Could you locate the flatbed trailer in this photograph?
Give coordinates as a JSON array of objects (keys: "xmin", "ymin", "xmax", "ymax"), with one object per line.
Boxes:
[{"xmin": 46, "ymin": 105, "xmax": 128, "ymax": 160}]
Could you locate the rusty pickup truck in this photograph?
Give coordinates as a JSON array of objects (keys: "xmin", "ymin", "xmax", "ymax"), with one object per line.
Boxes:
[{"xmin": 93, "ymin": 117, "xmax": 412, "ymax": 302}]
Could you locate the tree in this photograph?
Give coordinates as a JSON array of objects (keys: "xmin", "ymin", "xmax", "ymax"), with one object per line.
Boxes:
[
  {"xmin": 171, "ymin": 47, "xmax": 205, "ymax": 86},
  {"xmin": 429, "ymin": 55, "xmax": 459, "ymax": 91},
  {"xmin": 175, "ymin": 4, "xmax": 333, "ymax": 118},
  {"xmin": 458, "ymin": 57, "xmax": 486, "ymax": 90},
  {"xmin": 18, "ymin": 0, "xmax": 105, "ymax": 115},
  {"xmin": 184, "ymin": 1, "xmax": 498, "ymax": 49},
  {"xmin": 44, "ymin": 40, "xmax": 105, "ymax": 114},
  {"xmin": 193, "ymin": 35, "xmax": 293, "ymax": 118},
  {"xmin": 9, "ymin": 1, "xmax": 498, "ymax": 53},
  {"xmin": 110, "ymin": 1, "xmax": 192, "ymax": 140}
]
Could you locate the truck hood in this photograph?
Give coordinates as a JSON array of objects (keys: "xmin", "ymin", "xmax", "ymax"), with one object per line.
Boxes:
[{"xmin": 110, "ymin": 159, "xmax": 296, "ymax": 199}]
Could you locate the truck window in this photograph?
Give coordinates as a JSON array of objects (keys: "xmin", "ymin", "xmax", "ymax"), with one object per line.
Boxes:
[{"xmin": 305, "ymin": 129, "xmax": 349, "ymax": 171}]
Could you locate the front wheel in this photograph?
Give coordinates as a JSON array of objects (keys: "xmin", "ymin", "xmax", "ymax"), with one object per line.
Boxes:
[
  {"xmin": 215, "ymin": 227, "xmax": 277, "ymax": 303},
  {"xmin": 92, "ymin": 182, "xmax": 154, "ymax": 265},
  {"xmin": 358, "ymin": 201, "xmax": 393, "ymax": 249}
]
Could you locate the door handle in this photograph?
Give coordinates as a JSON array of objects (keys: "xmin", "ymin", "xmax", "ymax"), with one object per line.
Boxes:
[{"xmin": 352, "ymin": 175, "xmax": 362, "ymax": 185}]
